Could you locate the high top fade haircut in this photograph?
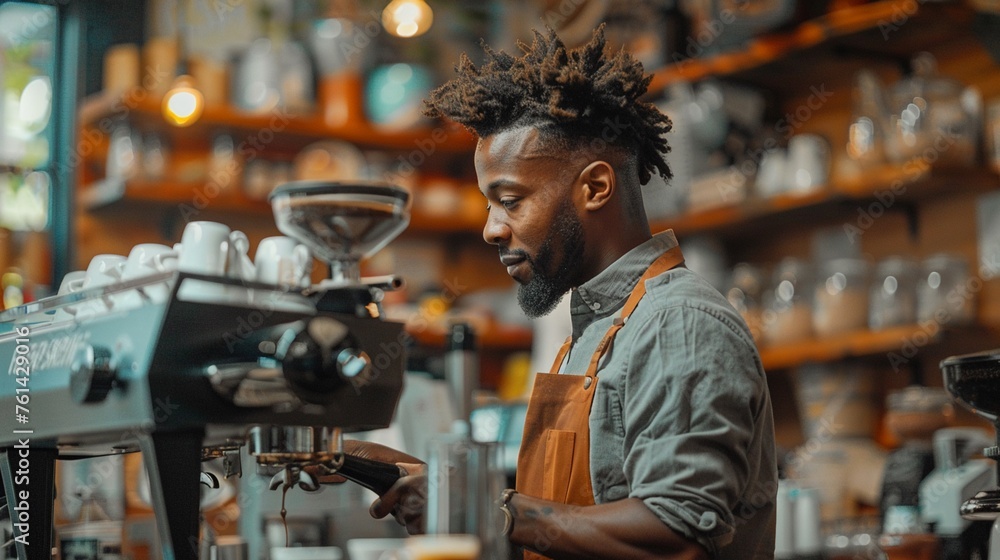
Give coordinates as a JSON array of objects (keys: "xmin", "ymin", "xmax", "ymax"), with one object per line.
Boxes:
[{"xmin": 424, "ymin": 24, "xmax": 673, "ymax": 187}]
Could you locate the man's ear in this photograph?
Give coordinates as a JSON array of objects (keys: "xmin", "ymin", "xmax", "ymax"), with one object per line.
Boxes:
[{"xmin": 578, "ymin": 161, "xmax": 615, "ymax": 211}]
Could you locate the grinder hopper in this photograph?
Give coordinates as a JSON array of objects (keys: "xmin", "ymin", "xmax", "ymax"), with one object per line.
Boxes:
[{"xmin": 269, "ymin": 181, "xmax": 411, "ymax": 284}]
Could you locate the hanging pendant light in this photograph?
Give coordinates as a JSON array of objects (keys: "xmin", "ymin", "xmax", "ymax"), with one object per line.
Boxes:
[
  {"xmin": 382, "ymin": 0, "xmax": 433, "ymax": 38},
  {"xmin": 162, "ymin": 74, "xmax": 204, "ymax": 127},
  {"xmin": 162, "ymin": 0, "xmax": 204, "ymax": 127}
]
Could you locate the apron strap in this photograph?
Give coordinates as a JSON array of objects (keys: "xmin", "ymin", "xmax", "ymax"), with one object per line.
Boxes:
[
  {"xmin": 585, "ymin": 245, "xmax": 684, "ymax": 377},
  {"xmin": 548, "ymin": 336, "xmax": 574, "ymax": 374},
  {"xmin": 548, "ymin": 245, "xmax": 685, "ymax": 376}
]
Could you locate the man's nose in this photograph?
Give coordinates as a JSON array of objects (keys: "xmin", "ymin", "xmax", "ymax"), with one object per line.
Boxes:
[{"xmin": 482, "ymin": 208, "xmax": 510, "ymax": 246}]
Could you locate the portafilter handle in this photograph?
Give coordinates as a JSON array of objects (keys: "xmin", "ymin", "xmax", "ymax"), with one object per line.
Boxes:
[
  {"xmin": 265, "ymin": 455, "xmax": 401, "ymax": 495},
  {"xmin": 332, "ymin": 454, "xmax": 403, "ymax": 495}
]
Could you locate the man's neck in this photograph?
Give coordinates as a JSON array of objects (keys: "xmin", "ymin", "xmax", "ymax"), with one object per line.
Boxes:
[{"xmin": 581, "ymin": 227, "xmax": 653, "ymax": 285}]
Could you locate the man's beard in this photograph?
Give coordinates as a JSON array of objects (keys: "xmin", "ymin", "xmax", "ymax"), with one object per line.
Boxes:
[{"xmin": 514, "ymin": 205, "xmax": 585, "ymax": 318}]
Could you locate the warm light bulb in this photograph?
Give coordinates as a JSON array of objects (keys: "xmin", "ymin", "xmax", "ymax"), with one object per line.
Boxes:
[
  {"xmin": 162, "ymin": 76, "xmax": 204, "ymax": 127},
  {"xmin": 396, "ymin": 21, "xmax": 419, "ymax": 37},
  {"xmin": 382, "ymin": 0, "xmax": 432, "ymax": 38}
]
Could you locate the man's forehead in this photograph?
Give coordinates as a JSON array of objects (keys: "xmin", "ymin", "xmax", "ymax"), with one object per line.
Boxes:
[{"xmin": 476, "ymin": 126, "xmax": 556, "ymax": 165}]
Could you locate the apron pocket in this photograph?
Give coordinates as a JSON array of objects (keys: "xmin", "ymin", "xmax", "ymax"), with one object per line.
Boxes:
[{"xmin": 542, "ymin": 429, "xmax": 576, "ymax": 503}]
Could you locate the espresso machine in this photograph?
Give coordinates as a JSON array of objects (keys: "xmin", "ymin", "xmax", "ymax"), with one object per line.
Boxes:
[
  {"xmin": 0, "ymin": 182, "xmax": 410, "ymax": 560},
  {"xmin": 941, "ymin": 349, "xmax": 1000, "ymax": 559}
]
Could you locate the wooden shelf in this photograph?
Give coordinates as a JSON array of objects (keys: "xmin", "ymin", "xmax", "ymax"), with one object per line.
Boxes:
[
  {"xmin": 79, "ymin": 178, "xmax": 487, "ymax": 233},
  {"xmin": 406, "ymin": 323, "xmax": 533, "ymax": 351},
  {"xmin": 77, "ymin": 92, "xmax": 476, "ymax": 153},
  {"xmin": 83, "ymin": 162, "xmax": 998, "ymax": 240},
  {"xmin": 646, "ymin": 1, "xmax": 972, "ymax": 96},
  {"xmin": 412, "ymin": 320, "xmax": 982, "ymax": 369},
  {"xmin": 653, "ymin": 163, "xmax": 1000, "ymax": 238},
  {"xmin": 759, "ymin": 323, "xmax": 959, "ymax": 372}
]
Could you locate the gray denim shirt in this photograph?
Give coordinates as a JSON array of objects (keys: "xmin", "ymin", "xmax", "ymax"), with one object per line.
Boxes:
[{"xmin": 558, "ymin": 231, "xmax": 777, "ymax": 558}]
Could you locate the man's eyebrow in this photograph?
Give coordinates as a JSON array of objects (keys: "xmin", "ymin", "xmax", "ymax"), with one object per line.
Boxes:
[{"xmin": 485, "ymin": 179, "xmax": 524, "ymax": 193}]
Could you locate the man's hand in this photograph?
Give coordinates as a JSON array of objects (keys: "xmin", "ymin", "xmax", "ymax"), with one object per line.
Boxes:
[
  {"xmin": 311, "ymin": 440, "xmax": 422, "ymax": 484},
  {"xmin": 308, "ymin": 441, "xmax": 429, "ymax": 535},
  {"xmin": 368, "ymin": 462, "xmax": 428, "ymax": 535}
]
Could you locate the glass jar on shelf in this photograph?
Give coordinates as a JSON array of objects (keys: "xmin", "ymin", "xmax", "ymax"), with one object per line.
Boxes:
[
  {"xmin": 763, "ymin": 258, "xmax": 813, "ymax": 346},
  {"xmin": 884, "ymin": 386, "xmax": 954, "ymax": 445},
  {"xmin": 813, "ymin": 258, "xmax": 870, "ymax": 338},
  {"xmin": 916, "ymin": 253, "xmax": 975, "ymax": 326},
  {"xmin": 869, "ymin": 257, "xmax": 918, "ymax": 331},
  {"xmin": 726, "ymin": 263, "xmax": 765, "ymax": 343}
]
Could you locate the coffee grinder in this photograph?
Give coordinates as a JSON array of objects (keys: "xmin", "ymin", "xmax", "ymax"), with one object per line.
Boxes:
[{"xmin": 941, "ymin": 349, "xmax": 1000, "ymax": 559}]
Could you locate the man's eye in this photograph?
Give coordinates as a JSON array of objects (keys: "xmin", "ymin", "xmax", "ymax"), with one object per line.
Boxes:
[{"xmin": 500, "ymin": 198, "xmax": 519, "ymax": 210}]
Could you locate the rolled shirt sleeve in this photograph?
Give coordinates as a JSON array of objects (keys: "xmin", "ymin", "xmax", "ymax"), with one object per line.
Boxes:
[{"xmin": 619, "ymin": 295, "xmax": 771, "ymax": 554}]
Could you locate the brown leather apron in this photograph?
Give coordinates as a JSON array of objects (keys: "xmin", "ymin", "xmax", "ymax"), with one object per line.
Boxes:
[{"xmin": 515, "ymin": 246, "xmax": 685, "ymax": 560}]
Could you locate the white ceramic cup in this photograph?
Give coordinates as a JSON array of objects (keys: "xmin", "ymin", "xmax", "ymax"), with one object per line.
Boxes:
[
  {"xmin": 178, "ymin": 221, "xmax": 231, "ymax": 275},
  {"xmin": 65, "ymin": 255, "xmax": 125, "ymax": 318},
  {"xmin": 344, "ymin": 539, "xmax": 407, "ymax": 560},
  {"xmin": 269, "ymin": 547, "xmax": 342, "ymax": 560},
  {"xmin": 80, "ymin": 254, "xmax": 126, "ymax": 289},
  {"xmin": 54, "ymin": 270, "xmax": 88, "ymax": 321},
  {"xmin": 786, "ymin": 134, "xmax": 829, "ymax": 192},
  {"xmin": 123, "ymin": 243, "xmax": 176, "ymax": 279},
  {"xmin": 255, "ymin": 236, "xmax": 312, "ymax": 286},
  {"xmin": 120, "ymin": 243, "xmax": 177, "ymax": 307},
  {"xmin": 58, "ymin": 271, "xmax": 87, "ymax": 295},
  {"xmin": 176, "ymin": 221, "xmax": 232, "ymax": 302}
]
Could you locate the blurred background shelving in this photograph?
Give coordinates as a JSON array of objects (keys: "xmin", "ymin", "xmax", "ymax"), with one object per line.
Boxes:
[
  {"xmin": 5, "ymin": 0, "xmax": 1000, "ymax": 553},
  {"xmin": 43, "ymin": 0, "xmax": 1000, "ymax": 422}
]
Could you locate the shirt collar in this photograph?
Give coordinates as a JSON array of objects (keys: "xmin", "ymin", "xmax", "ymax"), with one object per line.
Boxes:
[{"xmin": 570, "ymin": 230, "xmax": 680, "ymax": 321}]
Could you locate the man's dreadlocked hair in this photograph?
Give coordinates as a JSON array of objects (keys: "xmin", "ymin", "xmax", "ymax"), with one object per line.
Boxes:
[{"xmin": 424, "ymin": 24, "xmax": 672, "ymax": 186}]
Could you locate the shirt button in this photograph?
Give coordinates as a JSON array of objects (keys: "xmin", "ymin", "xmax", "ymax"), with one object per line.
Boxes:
[{"xmin": 591, "ymin": 302, "xmax": 601, "ymax": 311}]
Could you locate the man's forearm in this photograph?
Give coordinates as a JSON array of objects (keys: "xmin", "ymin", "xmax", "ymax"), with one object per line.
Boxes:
[{"xmin": 507, "ymin": 495, "xmax": 709, "ymax": 560}]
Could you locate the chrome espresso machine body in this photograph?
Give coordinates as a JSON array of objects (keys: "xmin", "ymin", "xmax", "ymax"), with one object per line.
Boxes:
[{"xmin": 0, "ymin": 183, "xmax": 412, "ymax": 560}]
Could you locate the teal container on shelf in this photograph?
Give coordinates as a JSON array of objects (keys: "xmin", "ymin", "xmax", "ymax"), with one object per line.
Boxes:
[{"xmin": 364, "ymin": 63, "xmax": 433, "ymax": 131}]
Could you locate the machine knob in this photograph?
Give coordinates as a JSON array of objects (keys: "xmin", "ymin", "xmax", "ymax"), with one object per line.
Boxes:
[
  {"xmin": 279, "ymin": 317, "xmax": 368, "ymax": 403},
  {"xmin": 336, "ymin": 348, "xmax": 371, "ymax": 379},
  {"xmin": 70, "ymin": 345, "xmax": 117, "ymax": 404}
]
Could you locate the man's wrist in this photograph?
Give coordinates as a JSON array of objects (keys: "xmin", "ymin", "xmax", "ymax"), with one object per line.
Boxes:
[{"xmin": 498, "ymin": 488, "xmax": 517, "ymax": 537}]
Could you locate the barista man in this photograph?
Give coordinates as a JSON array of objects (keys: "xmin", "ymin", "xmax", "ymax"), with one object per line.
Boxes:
[{"xmin": 330, "ymin": 26, "xmax": 778, "ymax": 559}]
